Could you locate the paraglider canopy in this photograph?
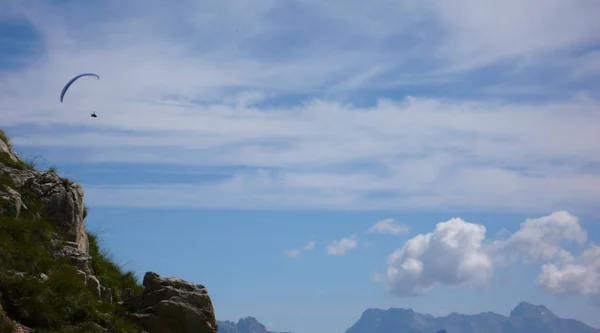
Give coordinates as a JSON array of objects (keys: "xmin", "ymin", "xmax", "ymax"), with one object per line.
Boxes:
[{"xmin": 60, "ymin": 73, "xmax": 100, "ymax": 103}]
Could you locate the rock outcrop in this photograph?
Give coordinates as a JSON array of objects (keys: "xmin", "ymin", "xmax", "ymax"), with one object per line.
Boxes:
[
  {"xmin": 0, "ymin": 129, "xmax": 219, "ymax": 333},
  {"xmin": 131, "ymin": 272, "xmax": 218, "ymax": 333},
  {"xmin": 1, "ymin": 132, "xmax": 97, "ymax": 301},
  {"xmin": 0, "ymin": 164, "xmax": 88, "ymax": 253}
]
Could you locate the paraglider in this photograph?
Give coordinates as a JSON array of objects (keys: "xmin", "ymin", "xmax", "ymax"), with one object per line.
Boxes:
[{"xmin": 60, "ymin": 73, "xmax": 100, "ymax": 103}]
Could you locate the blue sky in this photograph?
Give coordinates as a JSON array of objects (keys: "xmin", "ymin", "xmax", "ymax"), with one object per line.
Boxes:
[{"xmin": 1, "ymin": 0, "xmax": 600, "ymax": 333}]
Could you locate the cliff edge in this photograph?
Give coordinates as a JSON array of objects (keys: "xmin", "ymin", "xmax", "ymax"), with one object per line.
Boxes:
[{"xmin": 0, "ymin": 129, "xmax": 217, "ymax": 333}]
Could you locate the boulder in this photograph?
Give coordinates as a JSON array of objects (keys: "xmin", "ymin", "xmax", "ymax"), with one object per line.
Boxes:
[{"xmin": 131, "ymin": 272, "xmax": 217, "ymax": 333}]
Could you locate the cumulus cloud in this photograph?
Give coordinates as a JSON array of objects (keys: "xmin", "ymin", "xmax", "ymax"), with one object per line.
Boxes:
[
  {"xmin": 384, "ymin": 218, "xmax": 493, "ymax": 296},
  {"xmin": 498, "ymin": 210, "xmax": 588, "ymax": 264},
  {"xmin": 381, "ymin": 211, "xmax": 598, "ymax": 301},
  {"xmin": 284, "ymin": 240, "xmax": 316, "ymax": 259},
  {"xmin": 537, "ymin": 243, "xmax": 600, "ymax": 301},
  {"xmin": 368, "ymin": 218, "xmax": 409, "ymax": 235},
  {"xmin": 327, "ymin": 237, "xmax": 358, "ymax": 256}
]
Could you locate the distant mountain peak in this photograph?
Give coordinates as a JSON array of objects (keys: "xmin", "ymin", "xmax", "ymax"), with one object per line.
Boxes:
[
  {"xmin": 510, "ymin": 301, "xmax": 555, "ymax": 318},
  {"xmin": 344, "ymin": 301, "xmax": 599, "ymax": 333},
  {"xmin": 387, "ymin": 307, "xmax": 416, "ymax": 315},
  {"xmin": 238, "ymin": 316, "xmax": 261, "ymax": 323},
  {"xmin": 236, "ymin": 316, "xmax": 268, "ymax": 333},
  {"xmin": 218, "ymin": 316, "xmax": 275, "ymax": 333}
]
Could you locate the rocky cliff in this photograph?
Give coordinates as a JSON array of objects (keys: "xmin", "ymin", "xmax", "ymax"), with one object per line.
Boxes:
[{"xmin": 0, "ymin": 129, "xmax": 218, "ymax": 333}]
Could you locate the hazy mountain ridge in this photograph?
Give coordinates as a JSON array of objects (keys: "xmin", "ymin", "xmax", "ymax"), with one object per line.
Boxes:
[
  {"xmin": 217, "ymin": 316, "xmax": 291, "ymax": 333},
  {"xmin": 344, "ymin": 302, "xmax": 600, "ymax": 333}
]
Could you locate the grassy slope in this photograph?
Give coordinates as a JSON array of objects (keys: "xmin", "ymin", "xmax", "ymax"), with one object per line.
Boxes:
[{"xmin": 0, "ymin": 130, "xmax": 144, "ymax": 333}]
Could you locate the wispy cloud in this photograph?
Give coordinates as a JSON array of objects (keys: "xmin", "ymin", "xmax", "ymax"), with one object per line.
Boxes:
[
  {"xmin": 284, "ymin": 240, "xmax": 316, "ymax": 259},
  {"xmin": 302, "ymin": 240, "xmax": 316, "ymax": 251},
  {"xmin": 284, "ymin": 249, "xmax": 301, "ymax": 259},
  {"xmin": 368, "ymin": 218, "xmax": 409, "ymax": 236},
  {"xmin": 327, "ymin": 236, "xmax": 358, "ymax": 256},
  {"xmin": 1, "ymin": 0, "xmax": 599, "ymax": 213}
]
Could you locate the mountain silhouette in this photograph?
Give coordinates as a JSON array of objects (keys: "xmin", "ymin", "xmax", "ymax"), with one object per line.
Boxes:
[{"xmin": 344, "ymin": 301, "xmax": 599, "ymax": 333}]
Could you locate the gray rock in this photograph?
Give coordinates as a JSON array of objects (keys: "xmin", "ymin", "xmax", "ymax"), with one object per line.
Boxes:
[
  {"xmin": 0, "ymin": 186, "xmax": 22, "ymax": 217},
  {"xmin": 0, "ymin": 140, "xmax": 89, "ymax": 255},
  {"xmin": 53, "ymin": 245, "xmax": 92, "ymax": 274},
  {"xmin": 21, "ymin": 172, "xmax": 88, "ymax": 253},
  {"xmin": 86, "ymin": 274, "xmax": 102, "ymax": 299},
  {"xmin": 131, "ymin": 271, "xmax": 217, "ymax": 333},
  {"xmin": 101, "ymin": 285, "xmax": 113, "ymax": 304}
]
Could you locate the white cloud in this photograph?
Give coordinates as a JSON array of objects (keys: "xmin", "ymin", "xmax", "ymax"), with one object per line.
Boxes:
[
  {"xmin": 287, "ymin": 211, "xmax": 596, "ymax": 300},
  {"xmin": 284, "ymin": 240, "xmax": 316, "ymax": 259},
  {"xmin": 4, "ymin": 94, "xmax": 599, "ymax": 213},
  {"xmin": 497, "ymin": 210, "xmax": 588, "ymax": 264},
  {"xmin": 384, "ymin": 217, "xmax": 493, "ymax": 296},
  {"xmin": 327, "ymin": 237, "xmax": 358, "ymax": 256},
  {"xmin": 284, "ymin": 249, "xmax": 301, "ymax": 259},
  {"xmin": 368, "ymin": 218, "xmax": 409, "ymax": 235},
  {"xmin": 1, "ymin": 1, "xmax": 600, "ymax": 213},
  {"xmin": 380, "ymin": 211, "xmax": 600, "ymax": 303},
  {"xmin": 302, "ymin": 241, "xmax": 316, "ymax": 251},
  {"xmin": 427, "ymin": 0, "xmax": 600, "ymax": 72},
  {"xmin": 537, "ymin": 243, "xmax": 600, "ymax": 302}
]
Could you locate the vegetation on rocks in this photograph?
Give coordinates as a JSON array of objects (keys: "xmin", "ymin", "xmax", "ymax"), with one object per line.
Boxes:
[
  {"xmin": 0, "ymin": 128, "xmax": 218, "ymax": 333},
  {"xmin": 0, "ymin": 129, "xmax": 145, "ymax": 333},
  {"xmin": 0, "ymin": 214, "xmax": 144, "ymax": 333}
]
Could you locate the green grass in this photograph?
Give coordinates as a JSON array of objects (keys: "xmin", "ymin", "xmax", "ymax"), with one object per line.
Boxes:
[
  {"xmin": 0, "ymin": 152, "xmax": 37, "ymax": 171},
  {"xmin": 0, "ymin": 172, "xmax": 16, "ymax": 190},
  {"xmin": 47, "ymin": 166, "xmax": 58, "ymax": 174},
  {"xmin": 0, "ymin": 215, "xmax": 144, "ymax": 332},
  {"xmin": 0, "ymin": 309, "xmax": 17, "ymax": 332},
  {"xmin": 0, "ymin": 129, "xmax": 11, "ymax": 150},
  {"xmin": 22, "ymin": 156, "xmax": 39, "ymax": 170},
  {"xmin": 87, "ymin": 232, "xmax": 144, "ymax": 302},
  {"xmin": 0, "ymin": 129, "xmax": 144, "ymax": 332},
  {"xmin": 0, "ymin": 129, "xmax": 36, "ymax": 171}
]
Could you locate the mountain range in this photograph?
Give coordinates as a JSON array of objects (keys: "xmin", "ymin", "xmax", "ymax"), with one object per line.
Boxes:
[
  {"xmin": 345, "ymin": 302, "xmax": 599, "ymax": 333},
  {"xmin": 218, "ymin": 302, "xmax": 599, "ymax": 333},
  {"xmin": 217, "ymin": 316, "xmax": 291, "ymax": 333}
]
